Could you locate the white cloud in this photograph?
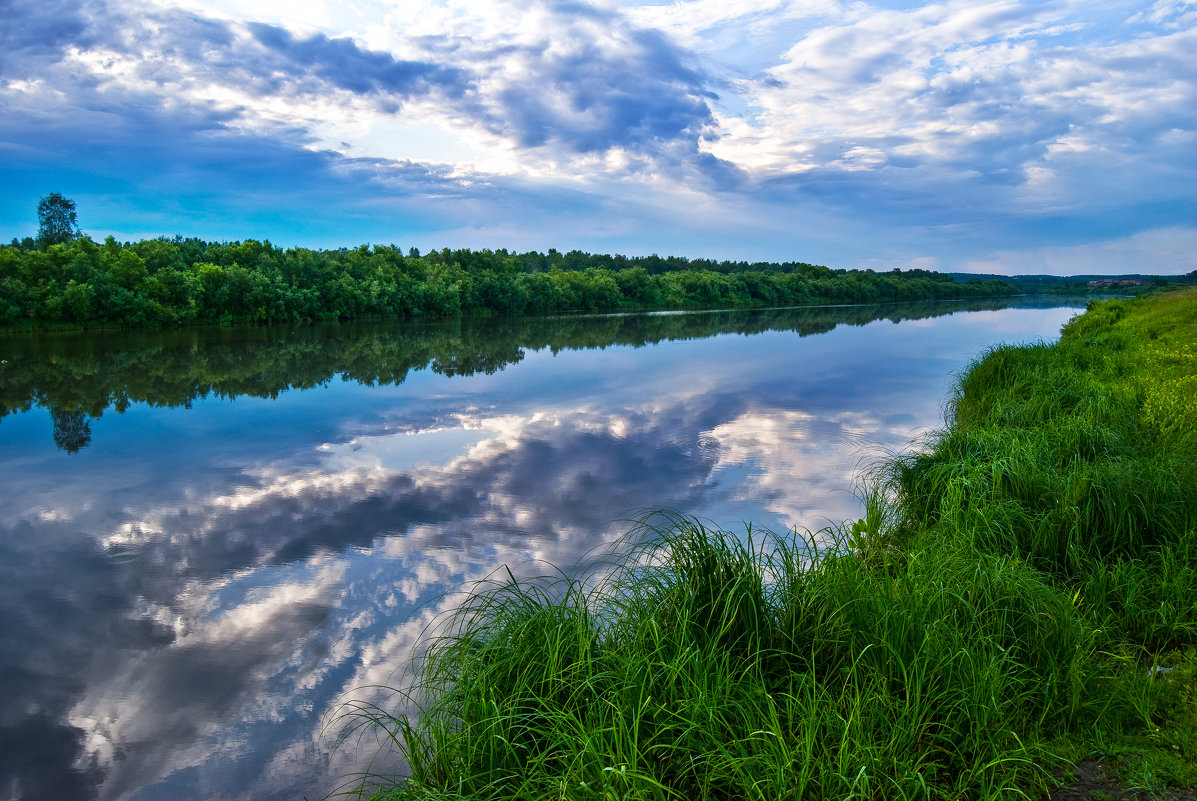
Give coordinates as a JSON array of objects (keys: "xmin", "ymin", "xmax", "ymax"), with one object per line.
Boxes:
[
  {"xmin": 1129, "ymin": 0, "xmax": 1197, "ymax": 28},
  {"xmin": 702, "ymin": 1, "xmax": 1195, "ymax": 198},
  {"xmin": 626, "ymin": 0, "xmax": 790, "ymax": 44}
]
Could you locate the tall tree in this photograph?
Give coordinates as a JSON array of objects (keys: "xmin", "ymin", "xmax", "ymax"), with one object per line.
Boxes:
[{"xmin": 37, "ymin": 192, "xmax": 81, "ymax": 247}]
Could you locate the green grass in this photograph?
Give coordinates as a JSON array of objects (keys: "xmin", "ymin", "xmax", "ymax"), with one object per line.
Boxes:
[{"xmin": 338, "ymin": 289, "xmax": 1197, "ymax": 801}]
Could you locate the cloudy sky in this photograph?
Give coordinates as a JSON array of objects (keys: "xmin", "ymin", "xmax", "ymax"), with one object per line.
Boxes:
[{"xmin": 3, "ymin": 0, "xmax": 1195, "ymax": 274}]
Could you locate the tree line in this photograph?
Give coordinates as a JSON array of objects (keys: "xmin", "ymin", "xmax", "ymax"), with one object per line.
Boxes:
[
  {"xmin": 0, "ymin": 235, "xmax": 1016, "ymax": 327},
  {"xmin": 2, "ymin": 194, "xmax": 1016, "ymax": 326}
]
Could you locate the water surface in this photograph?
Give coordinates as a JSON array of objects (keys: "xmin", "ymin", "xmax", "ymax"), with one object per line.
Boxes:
[{"xmin": 0, "ymin": 299, "xmax": 1082, "ymax": 801}]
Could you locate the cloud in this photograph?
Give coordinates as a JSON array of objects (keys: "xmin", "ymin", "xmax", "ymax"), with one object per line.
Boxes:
[
  {"xmin": 244, "ymin": 23, "xmax": 470, "ymax": 99},
  {"xmin": 628, "ymin": 0, "xmax": 790, "ymax": 43},
  {"xmin": 1, "ymin": 0, "xmax": 1193, "ymax": 270},
  {"xmin": 4, "ymin": 0, "xmax": 722, "ymax": 172},
  {"xmin": 701, "ymin": 408, "xmax": 914, "ymax": 532},
  {"xmin": 480, "ymin": 10, "xmax": 716, "ymax": 155},
  {"xmin": 42, "ymin": 401, "xmax": 723, "ymax": 799},
  {"xmin": 661, "ymin": 0, "xmax": 1195, "ymax": 268},
  {"xmin": 1129, "ymin": 0, "xmax": 1197, "ymax": 28},
  {"xmin": 765, "ymin": 2, "xmax": 1192, "ymax": 190},
  {"xmin": 0, "ymin": 0, "xmax": 745, "ymax": 250},
  {"xmin": 0, "ymin": 0, "xmax": 89, "ymax": 72}
]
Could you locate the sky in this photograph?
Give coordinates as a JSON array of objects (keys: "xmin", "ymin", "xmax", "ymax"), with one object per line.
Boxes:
[{"xmin": 2, "ymin": 0, "xmax": 1195, "ymax": 275}]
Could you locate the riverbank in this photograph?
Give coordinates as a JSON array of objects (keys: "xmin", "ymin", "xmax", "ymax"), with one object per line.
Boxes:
[{"xmin": 352, "ymin": 289, "xmax": 1197, "ymax": 801}]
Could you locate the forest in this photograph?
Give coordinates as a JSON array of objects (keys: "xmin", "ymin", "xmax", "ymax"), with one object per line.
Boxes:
[{"xmin": 0, "ymin": 235, "xmax": 1017, "ymax": 327}]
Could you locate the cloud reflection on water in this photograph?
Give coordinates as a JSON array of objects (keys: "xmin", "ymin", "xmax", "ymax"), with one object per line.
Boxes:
[{"xmin": 0, "ymin": 302, "xmax": 1085, "ymax": 800}]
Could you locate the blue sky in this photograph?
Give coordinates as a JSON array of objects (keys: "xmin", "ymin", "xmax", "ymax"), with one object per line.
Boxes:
[{"xmin": 2, "ymin": 0, "xmax": 1195, "ymax": 274}]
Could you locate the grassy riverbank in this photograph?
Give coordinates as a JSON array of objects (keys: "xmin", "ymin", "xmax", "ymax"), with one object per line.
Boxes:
[{"xmin": 351, "ymin": 289, "xmax": 1197, "ymax": 800}]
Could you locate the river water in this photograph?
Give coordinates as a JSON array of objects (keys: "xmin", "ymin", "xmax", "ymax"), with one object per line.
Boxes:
[{"xmin": 0, "ymin": 299, "xmax": 1083, "ymax": 801}]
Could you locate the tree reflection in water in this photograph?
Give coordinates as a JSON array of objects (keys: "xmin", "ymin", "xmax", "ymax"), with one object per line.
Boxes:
[{"xmin": 5, "ymin": 298, "xmax": 1019, "ymax": 452}]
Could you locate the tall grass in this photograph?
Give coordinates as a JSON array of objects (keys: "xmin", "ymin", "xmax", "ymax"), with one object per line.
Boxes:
[
  {"xmin": 894, "ymin": 291, "xmax": 1197, "ymax": 645},
  {"xmin": 351, "ymin": 512, "xmax": 1104, "ymax": 800},
  {"xmin": 343, "ymin": 290, "xmax": 1197, "ymax": 800}
]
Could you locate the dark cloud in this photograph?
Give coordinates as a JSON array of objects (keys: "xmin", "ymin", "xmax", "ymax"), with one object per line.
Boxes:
[
  {"xmin": 0, "ymin": 0, "xmax": 738, "ymax": 242},
  {"xmin": 0, "ymin": 0, "xmax": 88, "ymax": 73},
  {"xmin": 0, "ymin": 77, "xmax": 483, "ymax": 242},
  {"xmin": 482, "ymin": 14, "xmax": 717, "ymax": 155},
  {"xmin": 0, "ymin": 94, "xmax": 331, "ymax": 189},
  {"xmin": 99, "ymin": 405, "xmax": 722, "ymax": 602},
  {"xmin": 0, "ymin": 712, "xmax": 103, "ymax": 801},
  {"xmin": 7, "ymin": 0, "xmax": 716, "ymax": 159},
  {"xmin": 245, "ymin": 22, "xmax": 470, "ymax": 99},
  {"xmin": 2, "ymin": 0, "xmax": 1194, "ymax": 269},
  {"xmin": 3, "ymin": 2, "xmax": 468, "ymax": 156}
]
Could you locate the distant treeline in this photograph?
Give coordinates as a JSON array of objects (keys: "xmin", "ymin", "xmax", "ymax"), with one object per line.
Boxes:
[
  {"xmin": 0, "ymin": 236, "xmax": 1017, "ymax": 327},
  {"xmin": 946, "ymin": 271, "xmax": 1197, "ymax": 294}
]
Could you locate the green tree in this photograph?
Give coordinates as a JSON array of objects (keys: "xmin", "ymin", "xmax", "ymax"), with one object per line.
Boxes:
[{"xmin": 36, "ymin": 193, "xmax": 82, "ymax": 248}]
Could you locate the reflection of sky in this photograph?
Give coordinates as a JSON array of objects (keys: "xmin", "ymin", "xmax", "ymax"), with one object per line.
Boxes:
[{"xmin": 0, "ymin": 304, "xmax": 1082, "ymax": 801}]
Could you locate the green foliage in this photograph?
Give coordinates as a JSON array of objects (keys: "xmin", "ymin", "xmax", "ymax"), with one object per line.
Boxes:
[{"xmin": 0, "ymin": 236, "xmax": 1018, "ymax": 329}]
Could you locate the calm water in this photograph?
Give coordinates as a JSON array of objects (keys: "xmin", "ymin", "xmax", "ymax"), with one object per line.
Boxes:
[{"xmin": 0, "ymin": 299, "xmax": 1083, "ymax": 801}]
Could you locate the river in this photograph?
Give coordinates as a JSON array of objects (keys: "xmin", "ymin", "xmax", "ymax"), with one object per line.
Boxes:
[{"xmin": 0, "ymin": 298, "xmax": 1083, "ymax": 801}]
